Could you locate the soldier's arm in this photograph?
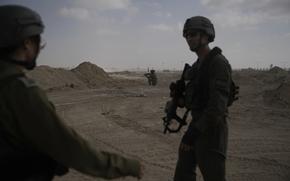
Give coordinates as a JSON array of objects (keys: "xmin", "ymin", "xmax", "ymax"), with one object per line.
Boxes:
[
  {"xmin": 8, "ymin": 78, "xmax": 141, "ymax": 179},
  {"xmin": 195, "ymin": 56, "xmax": 231, "ymax": 133}
]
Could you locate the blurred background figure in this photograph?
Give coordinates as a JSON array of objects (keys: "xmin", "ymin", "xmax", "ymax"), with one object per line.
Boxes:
[{"xmin": 144, "ymin": 69, "xmax": 157, "ymax": 86}]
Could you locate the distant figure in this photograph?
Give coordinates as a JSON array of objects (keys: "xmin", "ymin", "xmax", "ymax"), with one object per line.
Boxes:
[
  {"xmin": 144, "ymin": 69, "xmax": 157, "ymax": 86},
  {"xmin": 0, "ymin": 5, "xmax": 142, "ymax": 180}
]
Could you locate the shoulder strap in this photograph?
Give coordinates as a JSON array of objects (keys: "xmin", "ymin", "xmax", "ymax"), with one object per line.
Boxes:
[
  {"xmin": 198, "ymin": 47, "xmax": 223, "ymax": 85},
  {"xmin": 195, "ymin": 47, "xmax": 223, "ymax": 108}
]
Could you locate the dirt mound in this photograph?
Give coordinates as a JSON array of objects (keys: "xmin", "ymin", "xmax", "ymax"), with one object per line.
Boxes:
[
  {"xmin": 276, "ymin": 79, "xmax": 290, "ymax": 104},
  {"xmin": 234, "ymin": 68, "xmax": 289, "ymax": 87},
  {"xmin": 233, "ymin": 69, "xmax": 267, "ymax": 86},
  {"xmin": 27, "ymin": 62, "xmax": 146, "ymax": 91},
  {"xmin": 27, "ymin": 65, "xmax": 87, "ymax": 91},
  {"xmin": 263, "ymin": 76, "xmax": 290, "ymax": 106},
  {"xmin": 71, "ymin": 62, "xmax": 113, "ymax": 88},
  {"xmin": 269, "ymin": 66, "xmax": 286, "ymax": 74}
]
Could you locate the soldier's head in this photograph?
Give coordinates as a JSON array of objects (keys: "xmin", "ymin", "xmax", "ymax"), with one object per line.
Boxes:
[
  {"xmin": 0, "ymin": 5, "xmax": 45, "ymax": 70},
  {"xmin": 183, "ymin": 16, "xmax": 215, "ymax": 52},
  {"xmin": 150, "ymin": 69, "xmax": 155, "ymax": 73}
]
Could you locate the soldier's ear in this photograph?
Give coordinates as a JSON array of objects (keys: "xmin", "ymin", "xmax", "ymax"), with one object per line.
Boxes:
[{"xmin": 23, "ymin": 38, "xmax": 34, "ymax": 50}]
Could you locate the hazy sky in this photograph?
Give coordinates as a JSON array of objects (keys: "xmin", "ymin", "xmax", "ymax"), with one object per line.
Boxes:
[{"xmin": 1, "ymin": 0, "xmax": 290, "ymax": 71}]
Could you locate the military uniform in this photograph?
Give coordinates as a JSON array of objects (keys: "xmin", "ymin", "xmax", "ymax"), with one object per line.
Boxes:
[
  {"xmin": 0, "ymin": 60, "xmax": 141, "ymax": 180},
  {"xmin": 174, "ymin": 47, "xmax": 231, "ymax": 181},
  {"xmin": 144, "ymin": 70, "xmax": 157, "ymax": 86}
]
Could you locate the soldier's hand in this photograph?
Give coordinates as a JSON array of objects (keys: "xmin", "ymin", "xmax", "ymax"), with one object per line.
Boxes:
[
  {"xmin": 177, "ymin": 97, "xmax": 185, "ymax": 108},
  {"xmin": 180, "ymin": 127, "xmax": 201, "ymax": 149}
]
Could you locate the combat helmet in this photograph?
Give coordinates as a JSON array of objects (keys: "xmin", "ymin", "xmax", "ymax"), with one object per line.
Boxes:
[
  {"xmin": 183, "ymin": 16, "xmax": 215, "ymax": 42},
  {"xmin": 0, "ymin": 5, "xmax": 44, "ymax": 48}
]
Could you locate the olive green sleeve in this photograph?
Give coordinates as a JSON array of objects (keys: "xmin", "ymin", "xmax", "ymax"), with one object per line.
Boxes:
[
  {"xmin": 8, "ymin": 80, "xmax": 141, "ymax": 179},
  {"xmin": 195, "ymin": 57, "xmax": 231, "ymax": 132}
]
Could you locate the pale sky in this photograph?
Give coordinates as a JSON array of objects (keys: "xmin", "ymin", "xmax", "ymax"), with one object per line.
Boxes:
[{"xmin": 1, "ymin": 0, "xmax": 290, "ymax": 71}]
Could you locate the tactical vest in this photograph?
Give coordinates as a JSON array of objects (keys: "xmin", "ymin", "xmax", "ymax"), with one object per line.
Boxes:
[
  {"xmin": 0, "ymin": 74, "xmax": 68, "ymax": 180},
  {"xmin": 184, "ymin": 47, "xmax": 238, "ymax": 110}
]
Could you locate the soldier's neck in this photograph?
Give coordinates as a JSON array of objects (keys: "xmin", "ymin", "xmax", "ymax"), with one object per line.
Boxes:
[
  {"xmin": 196, "ymin": 46, "xmax": 211, "ymax": 61},
  {"xmin": 8, "ymin": 50, "xmax": 28, "ymax": 70}
]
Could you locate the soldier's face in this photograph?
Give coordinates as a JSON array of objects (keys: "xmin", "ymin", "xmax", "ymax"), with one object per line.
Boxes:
[
  {"xmin": 23, "ymin": 39, "xmax": 38, "ymax": 59},
  {"xmin": 22, "ymin": 36, "xmax": 43, "ymax": 70},
  {"xmin": 184, "ymin": 30, "xmax": 201, "ymax": 52}
]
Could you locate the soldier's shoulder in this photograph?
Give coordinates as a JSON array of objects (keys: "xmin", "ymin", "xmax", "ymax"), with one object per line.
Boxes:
[
  {"xmin": 210, "ymin": 54, "xmax": 231, "ymax": 75},
  {"xmin": 212, "ymin": 53, "xmax": 230, "ymax": 67},
  {"xmin": 213, "ymin": 53, "xmax": 228, "ymax": 64}
]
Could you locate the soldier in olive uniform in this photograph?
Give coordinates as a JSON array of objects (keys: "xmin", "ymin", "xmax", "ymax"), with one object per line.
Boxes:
[
  {"xmin": 173, "ymin": 16, "xmax": 232, "ymax": 181},
  {"xmin": 144, "ymin": 69, "xmax": 157, "ymax": 86},
  {"xmin": 0, "ymin": 5, "xmax": 142, "ymax": 180}
]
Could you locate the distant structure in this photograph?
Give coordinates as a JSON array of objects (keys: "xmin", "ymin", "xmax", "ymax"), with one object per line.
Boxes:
[{"xmin": 144, "ymin": 69, "xmax": 157, "ymax": 86}]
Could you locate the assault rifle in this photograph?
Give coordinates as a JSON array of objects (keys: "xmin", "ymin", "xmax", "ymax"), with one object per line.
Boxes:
[{"xmin": 162, "ymin": 64, "xmax": 190, "ymax": 134}]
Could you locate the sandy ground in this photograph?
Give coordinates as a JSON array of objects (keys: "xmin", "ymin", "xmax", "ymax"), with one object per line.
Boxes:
[{"xmin": 47, "ymin": 71, "xmax": 290, "ymax": 181}]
